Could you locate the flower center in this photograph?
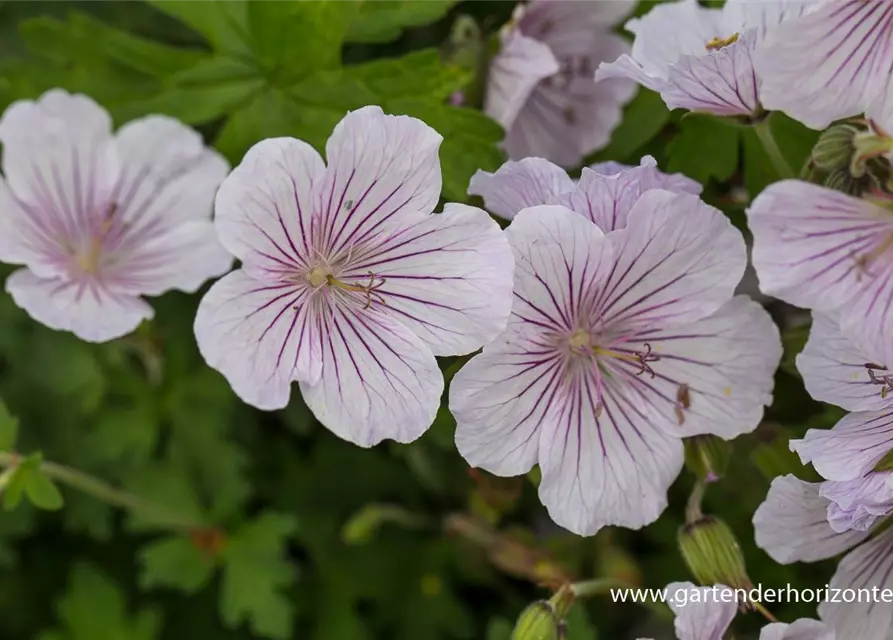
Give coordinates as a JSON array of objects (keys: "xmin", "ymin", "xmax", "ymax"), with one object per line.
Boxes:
[
  {"xmin": 307, "ymin": 266, "xmax": 329, "ymax": 288},
  {"xmin": 305, "ymin": 265, "xmax": 388, "ymax": 309},
  {"xmin": 705, "ymin": 33, "xmax": 739, "ymax": 51}
]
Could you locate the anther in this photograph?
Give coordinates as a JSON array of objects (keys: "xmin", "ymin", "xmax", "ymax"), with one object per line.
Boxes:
[
  {"xmin": 865, "ymin": 363, "xmax": 893, "ymax": 399},
  {"xmin": 634, "ymin": 343, "xmax": 660, "ymax": 378},
  {"xmin": 705, "ymin": 33, "xmax": 739, "ymax": 51}
]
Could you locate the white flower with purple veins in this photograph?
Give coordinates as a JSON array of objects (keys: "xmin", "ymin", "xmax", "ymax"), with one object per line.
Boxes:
[
  {"xmin": 747, "ymin": 181, "xmax": 893, "ymax": 370},
  {"xmin": 596, "ymin": 0, "xmax": 812, "ymax": 117},
  {"xmin": 451, "ymin": 159, "xmax": 781, "ymax": 535},
  {"xmin": 754, "ymin": 0, "xmax": 893, "ymax": 130},
  {"xmin": 485, "ymin": 0, "xmax": 637, "ymax": 166},
  {"xmin": 639, "ymin": 582, "xmax": 833, "ymax": 640},
  {"xmin": 0, "ymin": 89, "xmax": 232, "ymax": 342},
  {"xmin": 194, "ymin": 106, "xmax": 514, "ymax": 448}
]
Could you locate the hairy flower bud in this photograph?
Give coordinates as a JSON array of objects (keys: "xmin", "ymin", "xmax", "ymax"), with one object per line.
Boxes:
[
  {"xmin": 684, "ymin": 435, "xmax": 731, "ymax": 482},
  {"xmin": 678, "ymin": 515, "xmax": 752, "ymax": 591},
  {"xmin": 511, "ymin": 601, "xmax": 561, "ymax": 640},
  {"xmin": 811, "ymin": 124, "xmax": 859, "ymax": 172}
]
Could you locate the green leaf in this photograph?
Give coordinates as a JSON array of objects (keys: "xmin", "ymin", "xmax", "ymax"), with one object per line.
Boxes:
[
  {"xmin": 564, "ymin": 604, "xmax": 598, "ymax": 640},
  {"xmin": 138, "ymin": 536, "xmax": 216, "ymax": 592},
  {"xmin": 347, "ymin": 0, "xmax": 456, "ymax": 43},
  {"xmin": 123, "ymin": 463, "xmax": 205, "ymax": 533},
  {"xmin": 667, "ymin": 115, "xmax": 740, "ymax": 184},
  {"xmin": 3, "ymin": 453, "xmax": 62, "ymax": 512},
  {"xmin": 0, "ymin": 399, "xmax": 19, "ymax": 452},
  {"xmin": 751, "ymin": 426, "xmax": 821, "ymax": 482},
  {"xmin": 590, "ymin": 89, "xmax": 671, "ymax": 162},
  {"xmin": 24, "ymin": 470, "xmax": 63, "ymax": 511},
  {"xmin": 39, "ymin": 563, "xmax": 162, "ymax": 640},
  {"xmin": 145, "ymin": 0, "xmax": 251, "ymax": 56},
  {"xmin": 219, "ymin": 512, "xmax": 299, "ymax": 639},
  {"xmin": 743, "ymin": 112, "xmax": 821, "ymax": 196},
  {"xmin": 346, "ymin": 48, "xmax": 470, "ymax": 102},
  {"xmin": 486, "ymin": 618, "xmax": 513, "ymax": 640}
]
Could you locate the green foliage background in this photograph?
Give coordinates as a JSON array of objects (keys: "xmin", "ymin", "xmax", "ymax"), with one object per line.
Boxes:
[{"xmin": 0, "ymin": 1, "xmax": 841, "ymax": 639}]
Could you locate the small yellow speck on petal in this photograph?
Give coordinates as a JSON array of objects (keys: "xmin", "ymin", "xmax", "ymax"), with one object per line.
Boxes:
[
  {"xmin": 723, "ymin": 386, "xmax": 732, "ymax": 396},
  {"xmin": 706, "ymin": 33, "xmax": 739, "ymax": 51},
  {"xmin": 420, "ymin": 574, "xmax": 442, "ymax": 597}
]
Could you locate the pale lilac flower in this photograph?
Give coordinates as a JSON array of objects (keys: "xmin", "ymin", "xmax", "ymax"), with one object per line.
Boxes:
[
  {"xmin": 485, "ymin": 0, "xmax": 637, "ymax": 166},
  {"xmin": 0, "ymin": 89, "xmax": 232, "ymax": 342},
  {"xmin": 650, "ymin": 582, "xmax": 833, "ymax": 640},
  {"xmin": 450, "ymin": 162, "xmax": 781, "ymax": 535},
  {"xmin": 754, "ymin": 0, "xmax": 893, "ymax": 130},
  {"xmin": 755, "ymin": 475, "xmax": 893, "ymax": 639},
  {"xmin": 596, "ymin": 0, "xmax": 812, "ymax": 117},
  {"xmin": 747, "ymin": 180, "xmax": 893, "ymax": 368},
  {"xmin": 468, "ymin": 154, "xmax": 701, "ymax": 221},
  {"xmin": 194, "ymin": 106, "xmax": 514, "ymax": 448}
]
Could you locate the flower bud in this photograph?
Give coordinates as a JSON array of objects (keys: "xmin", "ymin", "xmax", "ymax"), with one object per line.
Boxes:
[
  {"xmin": 811, "ymin": 124, "xmax": 858, "ymax": 172},
  {"xmin": 684, "ymin": 435, "xmax": 731, "ymax": 482},
  {"xmin": 511, "ymin": 601, "xmax": 561, "ymax": 640},
  {"xmin": 678, "ymin": 515, "xmax": 752, "ymax": 591}
]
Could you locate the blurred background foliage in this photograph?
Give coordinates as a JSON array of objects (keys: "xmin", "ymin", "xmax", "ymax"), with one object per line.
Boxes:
[{"xmin": 0, "ymin": 1, "xmax": 841, "ymax": 639}]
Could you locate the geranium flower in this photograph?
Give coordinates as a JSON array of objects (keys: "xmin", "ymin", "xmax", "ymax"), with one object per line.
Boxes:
[
  {"xmin": 450, "ymin": 162, "xmax": 781, "ymax": 535},
  {"xmin": 746, "ymin": 180, "xmax": 893, "ymax": 369},
  {"xmin": 194, "ymin": 106, "xmax": 514, "ymax": 447},
  {"xmin": 596, "ymin": 0, "xmax": 811, "ymax": 117},
  {"xmin": 754, "ymin": 0, "xmax": 893, "ymax": 130},
  {"xmin": 0, "ymin": 89, "xmax": 232, "ymax": 342},
  {"xmin": 638, "ymin": 582, "xmax": 832, "ymax": 640},
  {"xmin": 485, "ymin": 0, "xmax": 637, "ymax": 166}
]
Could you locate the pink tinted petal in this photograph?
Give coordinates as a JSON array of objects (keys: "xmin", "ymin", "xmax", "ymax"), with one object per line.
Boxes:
[
  {"xmin": 754, "ymin": 1, "xmax": 893, "ymax": 129},
  {"xmin": 110, "ymin": 220, "xmax": 232, "ymax": 296},
  {"xmin": 518, "ymin": 0, "xmax": 635, "ymax": 58},
  {"xmin": 722, "ymin": 0, "xmax": 816, "ymax": 35},
  {"xmin": 214, "ymin": 137, "xmax": 324, "ymax": 276},
  {"xmin": 747, "ymin": 180, "xmax": 893, "ymax": 311},
  {"xmin": 299, "ymin": 304, "xmax": 442, "ymax": 447},
  {"xmin": 505, "ymin": 205, "xmax": 614, "ymax": 334},
  {"xmin": 193, "ymin": 270, "xmax": 322, "ymax": 410},
  {"xmin": 791, "ymin": 411, "xmax": 893, "ymax": 482},
  {"xmin": 344, "ymin": 203, "xmax": 513, "ymax": 356},
  {"xmin": 451, "ymin": 204, "xmax": 614, "ymax": 477},
  {"xmin": 537, "ymin": 364, "xmax": 684, "ymax": 535},
  {"xmin": 565, "ymin": 156, "xmax": 702, "ymax": 232},
  {"xmin": 663, "ymin": 28, "xmax": 760, "ymax": 116},
  {"xmin": 317, "ymin": 106, "xmax": 442, "ymax": 257},
  {"xmin": 753, "ymin": 475, "xmax": 868, "ymax": 563},
  {"xmin": 451, "ymin": 327, "xmax": 563, "ymax": 477},
  {"xmin": 597, "ymin": 190, "xmax": 746, "ymax": 329},
  {"xmin": 623, "ymin": 295, "xmax": 781, "ymax": 440},
  {"xmin": 467, "ymin": 157, "xmax": 574, "ymax": 220},
  {"xmin": 666, "ymin": 581, "xmax": 737, "ymax": 640},
  {"xmin": 759, "ymin": 620, "xmax": 834, "ymax": 640},
  {"xmin": 485, "ymin": 30, "xmax": 560, "ymax": 130},
  {"xmin": 0, "ymin": 178, "xmax": 62, "ymax": 274},
  {"xmin": 5, "ymin": 268, "xmax": 152, "ymax": 343},
  {"xmin": 819, "ymin": 528, "xmax": 893, "ymax": 639},
  {"xmin": 821, "ymin": 472, "xmax": 893, "ymax": 533},
  {"xmin": 796, "ymin": 311, "xmax": 891, "ymax": 412}
]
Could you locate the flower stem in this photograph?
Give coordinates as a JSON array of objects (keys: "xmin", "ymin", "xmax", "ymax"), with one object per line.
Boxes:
[
  {"xmin": 685, "ymin": 480, "xmax": 706, "ymax": 524},
  {"xmin": 752, "ymin": 599, "xmax": 778, "ymax": 623},
  {"xmin": 754, "ymin": 119, "xmax": 795, "ymax": 179},
  {"xmin": 0, "ymin": 451, "xmax": 202, "ymax": 532}
]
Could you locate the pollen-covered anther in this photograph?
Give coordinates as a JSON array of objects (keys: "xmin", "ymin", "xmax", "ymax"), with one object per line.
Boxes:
[
  {"xmin": 675, "ymin": 383, "xmax": 692, "ymax": 425},
  {"xmin": 705, "ymin": 33, "xmax": 739, "ymax": 51},
  {"xmin": 852, "ymin": 233, "xmax": 893, "ymax": 278},
  {"xmin": 865, "ymin": 362, "xmax": 893, "ymax": 399}
]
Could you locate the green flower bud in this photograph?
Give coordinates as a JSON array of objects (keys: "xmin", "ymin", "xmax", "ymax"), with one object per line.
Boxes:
[
  {"xmin": 811, "ymin": 124, "xmax": 859, "ymax": 172},
  {"xmin": 684, "ymin": 435, "xmax": 731, "ymax": 482},
  {"xmin": 512, "ymin": 601, "xmax": 561, "ymax": 640},
  {"xmin": 823, "ymin": 167, "xmax": 863, "ymax": 196},
  {"xmin": 678, "ymin": 515, "xmax": 752, "ymax": 591}
]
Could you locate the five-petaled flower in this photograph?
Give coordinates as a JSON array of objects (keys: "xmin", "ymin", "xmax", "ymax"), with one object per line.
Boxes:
[
  {"xmin": 194, "ymin": 106, "xmax": 514, "ymax": 448},
  {"xmin": 753, "ymin": 0, "xmax": 893, "ymax": 130},
  {"xmin": 596, "ymin": 0, "xmax": 811, "ymax": 118},
  {"xmin": 450, "ymin": 157, "xmax": 781, "ymax": 536},
  {"xmin": 0, "ymin": 89, "xmax": 232, "ymax": 342},
  {"xmin": 485, "ymin": 0, "xmax": 637, "ymax": 166}
]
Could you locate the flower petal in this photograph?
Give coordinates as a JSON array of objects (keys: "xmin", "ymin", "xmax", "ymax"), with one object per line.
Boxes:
[
  {"xmin": 517, "ymin": 0, "xmax": 635, "ymax": 59},
  {"xmin": 597, "ymin": 189, "xmax": 746, "ymax": 329},
  {"xmin": 746, "ymin": 180, "xmax": 893, "ymax": 314},
  {"xmin": 299, "ymin": 303, "xmax": 442, "ymax": 447},
  {"xmin": 451, "ymin": 204, "xmax": 614, "ymax": 475},
  {"xmin": 759, "ymin": 619, "xmax": 834, "ymax": 640},
  {"xmin": 484, "ymin": 30, "xmax": 560, "ymax": 131},
  {"xmin": 467, "ymin": 157, "xmax": 574, "ymax": 220},
  {"xmin": 791, "ymin": 411, "xmax": 893, "ymax": 482},
  {"xmin": 5, "ymin": 268, "xmax": 152, "ymax": 343},
  {"xmin": 753, "ymin": 475, "xmax": 868, "ymax": 564},
  {"xmin": 317, "ymin": 106, "xmax": 443, "ymax": 257},
  {"xmin": 343, "ymin": 203, "xmax": 514, "ymax": 356},
  {"xmin": 821, "ymin": 472, "xmax": 893, "ymax": 533},
  {"xmin": 754, "ymin": 0, "xmax": 893, "ymax": 129},
  {"xmin": 621, "ymin": 295, "xmax": 781, "ymax": 440},
  {"xmin": 536, "ymin": 361, "xmax": 685, "ymax": 535},
  {"xmin": 194, "ymin": 270, "xmax": 322, "ymax": 410},
  {"xmin": 214, "ymin": 137, "xmax": 325, "ymax": 276},
  {"xmin": 666, "ymin": 581, "xmax": 737, "ymax": 640},
  {"xmin": 819, "ymin": 527, "xmax": 893, "ymax": 639},
  {"xmin": 564, "ymin": 156, "xmax": 702, "ymax": 233},
  {"xmin": 796, "ymin": 311, "xmax": 890, "ymax": 412}
]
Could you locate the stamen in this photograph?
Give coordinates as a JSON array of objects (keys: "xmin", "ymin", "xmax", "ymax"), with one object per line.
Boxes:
[
  {"xmin": 854, "ymin": 233, "xmax": 893, "ymax": 279},
  {"xmin": 675, "ymin": 383, "xmax": 691, "ymax": 426},
  {"xmin": 705, "ymin": 33, "xmax": 739, "ymax": 51},
  {"xmin": 325, "ymin": 271, "xmax": 387, "ymax": 309},
  {"xmin": 591, "ymin": 343, "xmax": 660, "ymax": 378},
  {"xmin": 865, "ymin": 363, "xmax": 893, "ymax": 399}
]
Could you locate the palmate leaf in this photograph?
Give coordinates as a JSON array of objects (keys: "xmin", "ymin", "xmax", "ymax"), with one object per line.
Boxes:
[{"xmin": 11, "ymin": 1, "xmax": 502, "ymax": 204}]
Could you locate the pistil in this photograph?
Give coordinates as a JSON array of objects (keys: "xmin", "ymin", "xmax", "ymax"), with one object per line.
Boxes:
[{"xmin": 705, "ymin": 33, "xmax": 739, "ymax": 51}]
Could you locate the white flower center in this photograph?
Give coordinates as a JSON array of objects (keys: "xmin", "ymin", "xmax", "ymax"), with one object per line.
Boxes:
[{"xmin": 307, "ymin": 266, "xmax": 330, "ymax": 288}]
